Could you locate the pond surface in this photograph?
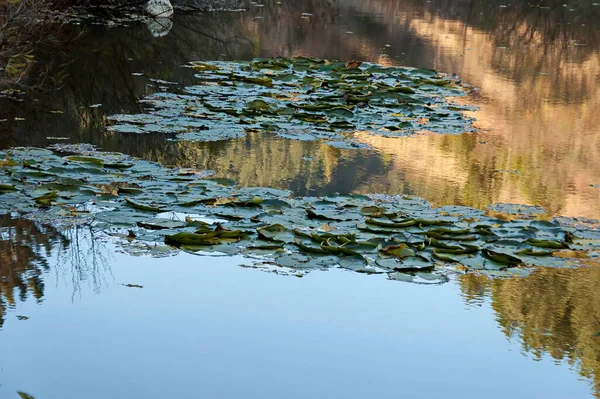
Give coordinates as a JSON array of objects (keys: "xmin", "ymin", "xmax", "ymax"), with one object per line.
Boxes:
[
  {"xmin": 1, "ymin": 0, "xmax": 600, "ymax": 397},
  {"xmin": 0, "ymin": 219, "xmax": 598, "ymax": 398}
]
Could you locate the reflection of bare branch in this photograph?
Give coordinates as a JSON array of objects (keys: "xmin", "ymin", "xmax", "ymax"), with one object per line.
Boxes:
[
  {"xmin": 0, "ymin": 215, "xmax": 113, "ymax": 327},
  {"xmin": 0, "ymin": 214, "xmax": 67, "ymax": 327},
  {"xmin": 54, "ymin": 224, "xmax": 113, "ymax": 301}
]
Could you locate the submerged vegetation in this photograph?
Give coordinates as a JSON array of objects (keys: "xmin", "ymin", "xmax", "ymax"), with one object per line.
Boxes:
[
  {"xmin": 107, "ymin": 57, "xmax": 475, "ymax": 148},
  {"xmin": 1, "ymin": 147, "xmax": 598, "ymax": 285}
]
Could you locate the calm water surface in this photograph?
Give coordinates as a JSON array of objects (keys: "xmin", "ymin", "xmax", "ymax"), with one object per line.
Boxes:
[
  {"xmin": 1, "ymin": 0, "xmax": 600, "ymax": 397},
  {"xmin": 0, "ymin": 218, "xmax": 598, "ymax": 398}
]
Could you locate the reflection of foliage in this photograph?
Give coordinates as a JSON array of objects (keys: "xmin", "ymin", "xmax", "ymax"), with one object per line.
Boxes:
[
  {"xmin": 460, "ymin": 268, "xmax": 600, "ymax": 398},
  {"xmin": 0, "ymin": 0, "xmax": 70, "ymax": 88},
  {"xmin": 0, "ymin": 214, "xmax": 69, "ymax": 327},
  {"xmin": 2, "ymin": 0, "xmax": 600, "ymax": 221},
  {"xmin": 0, "ymin": 0, "xmax": 40, "ymax": 86},
  {"xmin": 0, "ymin": 214, "xmax": 111, "ymax": 326}
]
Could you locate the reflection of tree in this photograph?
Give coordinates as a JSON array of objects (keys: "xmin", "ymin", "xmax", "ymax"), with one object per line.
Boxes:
[
  {"xmin": 2, "ymin": 0, "xmax": 600, "ymax": 218},
  {"xmin": 0, "ymin": 215, "xmax": 68, "ymax": 327},
  {"xmin": 459, "ymin": 269, "xmax": 600, "ymax": 398},
  {"xmin": 0, "ymin": 215, "xmax": 110, "ymax": 327}
]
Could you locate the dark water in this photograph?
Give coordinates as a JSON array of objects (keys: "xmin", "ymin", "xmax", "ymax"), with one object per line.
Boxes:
[
  {"xmin": 1, "ymin": 0, "xmax": 599, "ymax": 217},
  {"xmin": 1, "ymin": 0, "xmax": 600, "ymax": 397}
]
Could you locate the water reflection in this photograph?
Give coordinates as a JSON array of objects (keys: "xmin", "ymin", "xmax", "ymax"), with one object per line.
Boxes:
[
  {"xmin": 0, "ymin": 215, "xmax": 60, "ymax": 327},
  {"xmin": 1, "ymin": 216, "xmax": 600, "ymax": 396},
  {"xmin": 146, "ymin": 17, "xmax": 174, "ymax": 38},
  {"xmin": 0, "ymin": 0, "xmax": 599, "ymax": 216},
  {"xmin": 0, "ymin": 215, "xmax": 109, "ymax": 327},
  {"xmin": 460, "ymin": 268, "xmax": 600, "ymax": 397}
]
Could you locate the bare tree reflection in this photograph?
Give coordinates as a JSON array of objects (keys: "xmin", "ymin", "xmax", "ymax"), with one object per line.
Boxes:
[{"xmin": 0, "ymin": 215, "xmax": 111, "ymax": 327}]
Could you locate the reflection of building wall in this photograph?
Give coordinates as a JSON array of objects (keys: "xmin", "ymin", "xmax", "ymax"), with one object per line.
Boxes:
[{"xmin": 460, "ymin": 269, "xmax": 600, "ymax": 398}]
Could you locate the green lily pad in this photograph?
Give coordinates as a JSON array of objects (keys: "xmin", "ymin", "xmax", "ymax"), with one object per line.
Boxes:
[
  {"xmin": 2, "ymin": 147, "xmax": 599, "ymax": 285},
  {"xmin": 137, "ymin": 218, "xmax": 188, "ymax": 230},
  {"xmin": 107, "ymin": 58, "xmax": 475, "ymax": 148}
]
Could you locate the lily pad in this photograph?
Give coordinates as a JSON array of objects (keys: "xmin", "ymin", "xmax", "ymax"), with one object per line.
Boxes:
[
  {"xmin": 2, "ymin": 147, "xmax": 599, "ymax": 284},
  {"xmin": 107, "ymin": 58, "xmax": 476, "ymax": 148}
]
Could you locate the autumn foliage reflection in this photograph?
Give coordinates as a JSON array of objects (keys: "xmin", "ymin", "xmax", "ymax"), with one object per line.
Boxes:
[
  {"xmin": 0, "ymin": 214, "xmax": 69, "ymax": 327},
  {"xmin": 460, "ymin": 268, "xmax": 600, "ymax": 398}
]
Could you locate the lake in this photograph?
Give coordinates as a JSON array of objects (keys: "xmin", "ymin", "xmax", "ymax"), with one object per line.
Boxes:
[{"xmin": 0, "ymin": 0, "xmax": 599, "ymax": 397}]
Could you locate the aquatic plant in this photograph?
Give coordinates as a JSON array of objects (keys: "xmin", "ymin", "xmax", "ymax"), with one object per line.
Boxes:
[
  {"xmin": 1, "ymin": 147, "xmax": 598, "ymax": 283},
  {"xmin": 107, "ymin": 57, "xmax": 476, "ymax": 148}
]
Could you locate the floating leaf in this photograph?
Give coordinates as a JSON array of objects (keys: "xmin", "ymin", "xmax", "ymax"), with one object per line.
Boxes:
[
  {"xmin": 482, "ymin": 249, "xmax": 522, "ymax": 265},
  {"xmin": 125, "ymin": 197, "xmax": 166, "ymax": 212},
  {"xmin": 525, "ymin": 238, "xmax": 569, "ymax": 249},
  {"xmin": 379, "ymin": 243, "xmax": 415, "ymax": 258},
  {"xmin": 106, "ymin": 58, "xmax": 475, "ymax": 148},
  {"xmin": 257, "ymin": 224, "xmax": 294, "ymax": 243},
  {"xmin": 137, "ymin": 219, "xmax": 188, "ymax": 230},
  {"xmin": 1, "ymin": 147, "xmax": 597, "ymax": 284}
]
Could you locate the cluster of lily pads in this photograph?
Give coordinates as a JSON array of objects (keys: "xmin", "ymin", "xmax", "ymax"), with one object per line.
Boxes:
[
  {"xmin": 107, "ymin": 57, "xmax": 476, "ymax": 148},
  {"xmin": 1, "ymin": 148, "xmax": 599, "ymax": 283}
]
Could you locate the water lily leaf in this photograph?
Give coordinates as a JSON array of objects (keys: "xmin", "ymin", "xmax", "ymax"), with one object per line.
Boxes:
[
  {"xmin": 206, "ymin": 177, "xmax": 237, "ymax": 187},
  {"xmin": 137, "ymin": 219, "xmax": 188, "ymax": 230},
  {"xmin": 257, "ymin": 224, "xmax": 294, "ymax": 243},
  {"xmin": 104, "ymin": 162, "xmax": 134, "ymax": 169},
  {"xmin": 275, "ymin": 254, "xmax": 335, "ymax": 269},
  {"xmin": 35, "ymin": 190, "xmax": 58, "ymax": 205},
  {"xmin": 432, "ymin": 250, "xmax": 459, "ymax": 263},
  {"xmin": 423, "ymin": 231, "xmax": 477, "ymax": 241},
  {"xmin": 165, "ymin": 226, "xmax": 245, "ymax": 247},
  {"xmin": 387, "ymin": 272, "xmax": 415, "ymax": 283},
  {"xmin": 229, "ymin": 196, "xmax": 263, "ymax": 207},
  {"xmin": 306, "ymin": 208, "xmax": 346, "ymax": 221},
  {"xmin": 247, "ymin": 99, "xmax": 271, "ymax": 111},
  {"xmin": 379, "ymin": 243, "xmax": 415, "ymax": 258},
  {"xmin": 376, "ymin": 255, "xmax": 434, "ymax": 271},
  {"xmin": 482, "ymin": 249, "xmax": 522, "ymax": 265},
  {"xmin": 525, "ymin": 238, "xmax": 569, "ymax": 249},
  {"xmin": 294, "ymin": 238, "xmax": 330, "ymax": 254},
  {"xmin": 66, "ymin": 156, "xmax": 104, "ymax": 166},
  {"xmin": 365, "ymin": 218, "xmax": 416, "ymax": 228},
  {"xmin": 515, "ymin": 248, "xmax": 552, "ymax": 256},
  {"xmin": 319, "ymin": 238, "xmax": 362, "ymax": 256},
  {"xmin": 124, "ymin": 197, "xmax": 166, "ymax": 212},
  {"xmin": 246, "ymin": 242, "xmax": 285, "ymax": 250},
  {"xmin": 433, "ymin": 244, "xmax": 478, "ymax": 254},
  {"xmin": 387, "ymin": 270, "xmax": 446, "ymax": 284}
]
